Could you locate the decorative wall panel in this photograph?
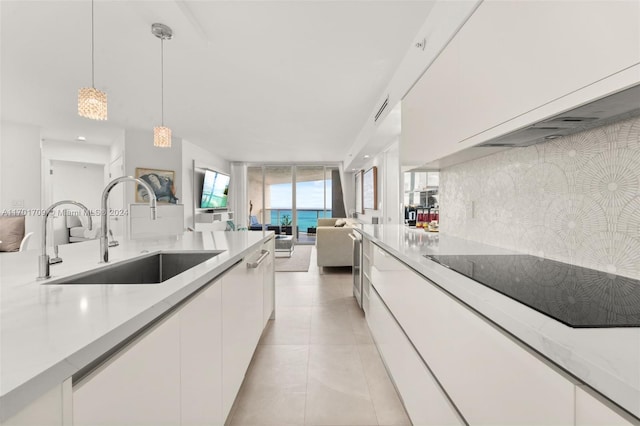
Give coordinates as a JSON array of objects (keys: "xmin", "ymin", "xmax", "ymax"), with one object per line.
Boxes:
[{"xmin": 440, "ymin": 116, "xmax": 640, "ymax": 279}]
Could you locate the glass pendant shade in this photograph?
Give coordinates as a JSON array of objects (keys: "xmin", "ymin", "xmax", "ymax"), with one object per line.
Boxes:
[
  {"xmin": 78, "ymin": 87, "xmax": 108, "ymax": 120},
  {"xmin": 153, "ymin": 126, "xmax": 172, "ymax": 148}
]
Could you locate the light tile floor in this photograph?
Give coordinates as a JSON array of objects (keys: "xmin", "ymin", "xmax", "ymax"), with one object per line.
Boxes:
[{"xmin": 227, "ymin": 247, "xmax": 411, "ymax": 426}]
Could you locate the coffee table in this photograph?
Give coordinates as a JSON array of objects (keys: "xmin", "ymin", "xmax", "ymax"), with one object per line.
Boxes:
[{"xmin": 274, "ymin": 235, "xmax": 294, "ymax": 258}]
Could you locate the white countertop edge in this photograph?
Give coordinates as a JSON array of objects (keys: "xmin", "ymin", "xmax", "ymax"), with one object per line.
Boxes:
[
  {"xmin": 354, "ymin": 226, "xmax": 640, "ymax": 419},
  {"xmin": 0, "ymin": 232, "xmax": 272, "ymax": 422}
]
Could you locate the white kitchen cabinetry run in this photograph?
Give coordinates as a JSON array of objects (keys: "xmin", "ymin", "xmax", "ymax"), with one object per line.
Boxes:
[
  {"xmin": 370, "ymin": 244, "xmax": 575, "ymax": 425},
  {"xmin": 72, "ymin": 240, "xmax": 275, "ymax": 426},
  {"xmin": 73, "ymin": 312, "xmax": 182, "ymax": 426},
  {"xmin": 402, "ymin": 0, "xmax": 640, "ymax": 166},
  {"xmin": 180, "ymin": 279, "xmax": 223, "ymax": 425},
  {"xmin": 222, "ymin": 246, "xmax": 267, "ymax": 418},
  {"xmin": 368, "ymin": 287, "xmax": 463, "ymax": 425},
  {"xmin": 575, "ymin": 386, "xmax": 635, "ymax": 426}
]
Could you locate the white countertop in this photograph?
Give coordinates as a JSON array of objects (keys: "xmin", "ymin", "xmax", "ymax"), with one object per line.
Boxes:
[
  {"xmin": 355, "ymin": 224, "xmax": 640, "ymax": 420},
  {"xmin": 0, "ymin": 230, "xmax": 271, "ymax": 421}
]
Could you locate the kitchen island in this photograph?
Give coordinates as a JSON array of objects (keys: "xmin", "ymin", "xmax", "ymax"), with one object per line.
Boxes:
[
  {"xmin": 356, "ymin": 224, "xmax": 639, "ymax": 425},
  {"xmin": 0, "ymin": 230, "xmax": 274, "ymax": 425}
]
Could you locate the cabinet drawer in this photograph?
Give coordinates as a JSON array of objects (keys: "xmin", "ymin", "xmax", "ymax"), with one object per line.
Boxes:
[
  {"xmin": 368, "ymin": 288, "xmax": 462, "ymax": 425},
  {"xmin": 371, "ymin": 244, "xmax": 576, "ymax": 425}
]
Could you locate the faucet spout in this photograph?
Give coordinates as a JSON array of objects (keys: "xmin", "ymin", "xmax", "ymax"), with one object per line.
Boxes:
[
  {"xmin": 38, "ymin": 200, "xmax": 93, "ymax": 280},
  {"xmin": 100, "ymin": 176, "xmax": 157, "ymax": 263}
]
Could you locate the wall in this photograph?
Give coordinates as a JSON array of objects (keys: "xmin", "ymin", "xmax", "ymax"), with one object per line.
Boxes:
[
  {"xmin": 440, "ymin": 115, "xmax": 640, "ymax": 280},
  {"xmin": 182, "ymin": 139, "xmax": 230, "ymax": 228},
  {"xmin": 354, "ymin": 140, "xmax": 400, "ymax": 225},
  {"xmin": 41, "ymin": 140, "xmax": 110, "ymax": 206},
  {"xmin": 0, "ymin": 121, "xmax": 42, "ymax": 246},
  {"xmin": 382, "ymin": 141, "xmax": 400, "ymax": 225},
  {"xmin": 50, "ymin": 160, "xmax": 104, "ymax": 245},
  {"xmin": 357, "ymin": 154, "xmax": 384, "ymax": 224},
  {"xmin": 124, "ymin": 128, "xmax": 182, "ymax": 208}
]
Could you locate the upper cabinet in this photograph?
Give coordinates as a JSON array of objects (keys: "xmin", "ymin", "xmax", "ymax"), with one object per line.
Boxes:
[{"xmin": 402, "ymin": 0, "xmax": 640, "ymax": 166}]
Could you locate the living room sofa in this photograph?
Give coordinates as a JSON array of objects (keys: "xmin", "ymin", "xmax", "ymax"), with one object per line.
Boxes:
[{"xmin": 316, "ymin": 218, "xmax": 354, "ymax": 268}]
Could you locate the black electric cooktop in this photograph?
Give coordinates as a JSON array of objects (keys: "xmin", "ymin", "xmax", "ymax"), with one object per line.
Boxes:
[{"xmin": 424, "ymin": 254, "xmax": 640, "ymax": 328}]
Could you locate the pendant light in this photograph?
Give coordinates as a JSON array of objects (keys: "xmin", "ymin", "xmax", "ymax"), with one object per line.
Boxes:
[
  {"xmin": 152, "ymin": 23, "xmax": 173, "ymax": 148},
  {"xmin": 78, "ymin": 0, "xmax": 107, "ymax": 120}
]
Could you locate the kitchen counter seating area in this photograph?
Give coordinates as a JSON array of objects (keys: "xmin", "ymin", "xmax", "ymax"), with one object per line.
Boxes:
[
  {"xmin": 355, "ymin": 225, "xmax": 640, "ymax": 425},
  {"xmin": 0, "ymin": 231, "xmax": 275, "ymax": 425}
]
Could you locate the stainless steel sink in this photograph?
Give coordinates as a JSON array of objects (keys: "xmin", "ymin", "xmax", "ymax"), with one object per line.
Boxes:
[{"xmin": 46, "ymin": 251, "xmax": 223, "ymax": 285}]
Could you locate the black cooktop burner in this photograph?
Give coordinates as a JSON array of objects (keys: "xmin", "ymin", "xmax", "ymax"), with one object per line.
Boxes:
[{"xmin": 424, "ymin": 254, "xmax": 640, "ymax": 328}]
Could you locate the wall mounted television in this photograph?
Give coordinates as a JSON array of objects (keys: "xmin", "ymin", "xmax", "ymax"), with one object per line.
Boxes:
[{"xmin": 200, "ymin": 169, "xmax": 230, "ymax": 209}]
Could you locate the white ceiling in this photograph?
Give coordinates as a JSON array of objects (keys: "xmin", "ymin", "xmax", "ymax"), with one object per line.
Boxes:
[{"xmin": 1, "ymin": 0, "xmax": 434, "ymax": 161}]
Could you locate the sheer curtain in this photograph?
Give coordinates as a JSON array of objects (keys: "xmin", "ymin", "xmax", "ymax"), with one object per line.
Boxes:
[{"xmin": 229, "ymin": 162, "xmax": 248, "ymax": 229}]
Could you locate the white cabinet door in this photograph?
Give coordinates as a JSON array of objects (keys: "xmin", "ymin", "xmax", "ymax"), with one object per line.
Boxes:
[
  {"xmin": 73, "ymin": 313, "xmax": 181, "ymax": 426},
  {"xmin": 2, "ymin": 379, "xmax": 71, "ymax": 426},
  {"xmin": 368, "ymin": 288, "xmax": 463, "ymax": 425},
  {"xmin": 457, "ymin": 0, "xmax": 640, "ymax": 144},
  {"xmin": 222, "ymin": 251, "xmax": 264, "ymax": 419},
  {"xmin": 262, "ymin": 238, "xmax": 275, "ymax": 325},
  {"xmin": 371, "ymin": 245, "xmax": 576, "ymax": 425},
  {"xmin": 575, "ymin": 387, "xmax": 635, "ymax": 426},
  {"xmin": 401, "ymin": 37, "xmax": 463, "ymax": 166},
  {"xmin": 402, "ymin": 0, "xmax": 640, "ymax": 166},
  {"xmin": 180, "ymin": 279, "xmax": 223, "ymax": 426}
]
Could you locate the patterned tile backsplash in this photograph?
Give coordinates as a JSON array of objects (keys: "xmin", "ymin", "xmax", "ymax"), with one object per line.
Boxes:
[{"xmin": 439, "ymin": 116, "xmax": 640, "ymax": 279}]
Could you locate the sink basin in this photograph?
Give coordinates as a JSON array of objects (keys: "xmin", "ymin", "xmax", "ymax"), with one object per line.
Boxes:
[{"xmin": 46, "ymin": 251, "xmax": 223, "ymax": 285}]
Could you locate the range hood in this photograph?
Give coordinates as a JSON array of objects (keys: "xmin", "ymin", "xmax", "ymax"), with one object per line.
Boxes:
[{"xmin": 478, "ymin": 84, "xmax": 640, "ymax": 148}]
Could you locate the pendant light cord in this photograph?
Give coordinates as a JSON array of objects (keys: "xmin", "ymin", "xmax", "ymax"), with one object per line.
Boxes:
[
  {"xmin": 161, "ymin": 37, "xmax": 164, "ymax": 126},
  {"xmin": 91, "ymin": 0, "xmax": 95, "ymax": 88}
]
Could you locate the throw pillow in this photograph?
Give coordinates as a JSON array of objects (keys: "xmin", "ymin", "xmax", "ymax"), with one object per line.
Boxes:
[
  {"xmin": 334, "ymin": 219, "xmax": 347, "ymax": 227},
  {"xmin": 0, "ymin": 216, "xmax": 25, "ymax": 252}
]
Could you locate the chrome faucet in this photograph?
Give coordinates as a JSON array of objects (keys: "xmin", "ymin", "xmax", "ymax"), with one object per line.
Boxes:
[
  {"xmin": 101, "ymin": 176, "xmax": 157, "ymax": 263},
  {"xmin": 38, "ymin": 200, "xmax": 93, "ymax": 279}
]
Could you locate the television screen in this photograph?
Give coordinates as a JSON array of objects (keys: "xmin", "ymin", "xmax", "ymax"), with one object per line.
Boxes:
[{"xmin": 200, "ymin": 170, "xmax": 230, "ymax": 209}]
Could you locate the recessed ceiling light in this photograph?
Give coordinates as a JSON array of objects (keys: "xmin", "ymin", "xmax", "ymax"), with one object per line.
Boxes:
[
  {"xmin": 363, "ymin": 155, "xmax": 370, "ymax": 159},
  {"xmin": 544, "ymin": 135, "xmax": 562, "ymax": 140},
  {"xmin": 77, "ymin": 136, "xmax": 86, "ymax": 141}
]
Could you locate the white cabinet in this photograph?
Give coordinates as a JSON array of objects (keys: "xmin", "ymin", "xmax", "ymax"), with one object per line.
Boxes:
[
  {"xmin": 73, "ymin": 312, "xmax": 181, "ymax": 426},
  {"xmin": 457, "ymin": 0, "xmax": 640, "ymax": 143},
  {"xmin": 370, "ymin": 243, "xmax": 575, "ymax": 425},
  {"xmin": 71, "ymin": 241, "xmax": 274, "ymax": 426},
  {"xmin": 402, "ymin": 0, "xmax": 640, "ymax": 166},
  {"xmin": 222, "ymin": 248, "xmax": 265, "ymax": 418},
  {"xmin": 129, "ymin": 203, "xmax": 184, "ymax": 238},
  {"xmin": 2, "ymin": 379, "xmax": 71, "ymax": 426},
  {"xmin": 401, "ymin": 37, "xmax": 462, "ymax": 166},
  {"xmin": 368, "ymin": 287, "xmax": 463, "ymax": 425},
  {"xmin": 262, "ymin": 238, "xmax": 275, "ymax": 325},
  {"xmin": 575, "ymin": 387, "xmax": 634, "ymax": 426},
  {"xmin": 180, "ymin": 279, "xmax": 223, "ymax": 426}
]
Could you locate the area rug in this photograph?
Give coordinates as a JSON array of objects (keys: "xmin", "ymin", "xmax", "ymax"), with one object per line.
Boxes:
[{"xmin": 275, "ymin": 245, "xmax": 312, "ymax": 272}]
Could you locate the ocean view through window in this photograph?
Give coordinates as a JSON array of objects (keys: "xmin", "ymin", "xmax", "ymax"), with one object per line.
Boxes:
[{"xmin": 270, "ymin": 178, "xmax": 332, "ymax": 230}]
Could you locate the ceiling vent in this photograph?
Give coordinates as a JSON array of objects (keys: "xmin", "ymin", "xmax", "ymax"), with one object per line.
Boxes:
[
  {"xmin": 374, "ymin": 96, "xmax": 389, "ymax": 123},
  {"xmin": 476, "ymin": 84, "xmax": 640, "ymax": 148}
]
